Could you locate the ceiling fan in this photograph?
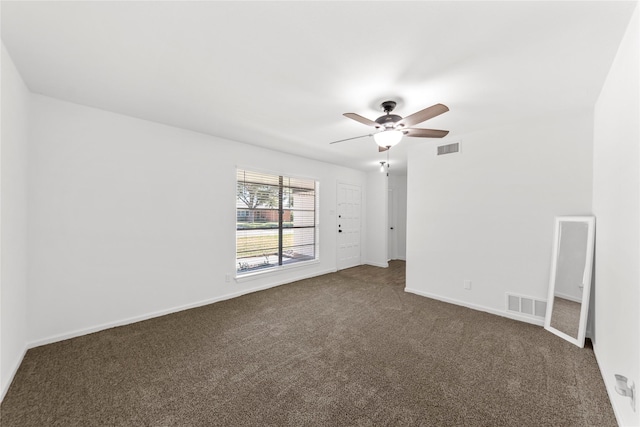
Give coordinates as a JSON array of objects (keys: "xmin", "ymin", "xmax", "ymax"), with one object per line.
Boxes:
[{"xmin": 331, "ymin": 100, "xmax": 450, "ymax": 152}]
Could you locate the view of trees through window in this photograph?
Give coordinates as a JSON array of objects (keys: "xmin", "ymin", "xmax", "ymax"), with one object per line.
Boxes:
[{"xmin": 236, "ymin": 169, "xmax": 317, "ymax": 273}]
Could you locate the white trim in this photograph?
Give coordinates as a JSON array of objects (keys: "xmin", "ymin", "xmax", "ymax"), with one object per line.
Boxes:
[
  {"xmin": 553, "ymin": 291, "xmax": 582, "ymax": 304},
  {"xmin": 405, "ymin": 287, "xmax": 544, "ymax": 326},
  {"xmin": 28, "ymin": 267, "xmax": 336, "ymax": 349},
  {"xmin": 235, "ymin": 259, "xmax": 321, "ymax": 283},
  {"xmin": 1, "ymin": 345, "xmax": 28, "ymax": 403},
  {"xmin": 365, "ymin": 261, "xmax": 389, "ymax": 268}
]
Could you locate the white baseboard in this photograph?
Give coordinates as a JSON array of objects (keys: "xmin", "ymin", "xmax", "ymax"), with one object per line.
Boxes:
[
  {"xmin": 1, "ymin": 345, "xmax": 28, "ymax": 403},
  {"xmin": 28, "ymin": 267, "xmax": 337, "ymax": 349},
  {"xmin": 365, "ymin": 261, "xmax": 389, "ymax": 268},
  {"xmin": 404, "ymin": 287, "xmax": 544, "ymax": 326},
  {"xmin": 553, "ymin": 291, "xmax": 583, "ymax": 303}
]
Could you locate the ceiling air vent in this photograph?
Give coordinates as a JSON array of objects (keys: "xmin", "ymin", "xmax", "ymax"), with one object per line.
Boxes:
[{"xmin": 437, "ymin": 142, "xmax": 459, "ymax": 156}]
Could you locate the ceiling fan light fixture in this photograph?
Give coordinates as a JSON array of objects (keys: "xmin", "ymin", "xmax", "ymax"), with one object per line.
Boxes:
[{"xmin": 374, "ymin": 129, "xmax": 403, "ymax": 148}]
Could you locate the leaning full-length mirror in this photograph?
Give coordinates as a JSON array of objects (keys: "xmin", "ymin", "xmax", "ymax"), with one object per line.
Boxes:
[{"xmin": 544, "ymin": 216, "xmax": 595, "ymax": 347}]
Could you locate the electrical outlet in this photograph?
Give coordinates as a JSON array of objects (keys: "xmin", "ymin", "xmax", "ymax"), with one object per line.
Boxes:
[{"xmin": 464, "ymin": 280, "xmax": 472, "ymax": 290}]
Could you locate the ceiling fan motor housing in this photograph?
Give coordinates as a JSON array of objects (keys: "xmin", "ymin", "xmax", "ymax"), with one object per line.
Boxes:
[
  {"xmin": 375, "ymin": 114, "xmax": 402, "ymax": 128},
  {"xmin": 375, "ymin": 100, "xmax": 402, "ymax": 128}
]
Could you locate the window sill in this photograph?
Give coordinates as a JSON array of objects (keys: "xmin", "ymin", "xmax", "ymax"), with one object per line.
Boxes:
[{"xmin": 235, "ymin": 259, "xmax": 320, "ymax": 283}]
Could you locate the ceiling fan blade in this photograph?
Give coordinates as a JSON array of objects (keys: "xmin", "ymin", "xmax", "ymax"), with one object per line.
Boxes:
[
  {"xmin": 378, "ymin": 146, "xmax": 389, "ymax": 152},
  {"xmin": 329, "ymin": 134, "xmax": 373, "ymax": 144},
  {"xmin": 343, "ymin": 113, "xmax": 379, "ymax": 127},
  {"xmin": 403, "ymin": 128, "xmax": 449, "ymax": 138},
  {"xmin": 397, "ymin": 104, "xmax": 449, "ymax": 128}
]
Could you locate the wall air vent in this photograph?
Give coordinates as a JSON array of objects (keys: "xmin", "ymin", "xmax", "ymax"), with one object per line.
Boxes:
[
  {"xmin": 437, "ymin": 142, "xmax": 460, "ymax": 156},
  {"xmin": 506, "ymin": 293, "xmax": 547, "ymax": 318}
]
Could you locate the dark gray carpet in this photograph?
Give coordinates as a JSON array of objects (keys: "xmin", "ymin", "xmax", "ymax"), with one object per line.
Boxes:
[{"xmin": 1, "ymin": 261, "xmax": 616, "ymax": 426}]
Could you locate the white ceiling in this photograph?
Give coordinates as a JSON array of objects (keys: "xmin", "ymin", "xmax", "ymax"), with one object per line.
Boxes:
[{"xmin": 1, "ymin": 1, "xmax": 636, "ymax": 172}]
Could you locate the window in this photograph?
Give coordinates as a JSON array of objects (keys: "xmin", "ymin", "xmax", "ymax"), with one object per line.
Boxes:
[{"xmin": 236, "ymin": 169, "xmax": 317, "ymax": 274}]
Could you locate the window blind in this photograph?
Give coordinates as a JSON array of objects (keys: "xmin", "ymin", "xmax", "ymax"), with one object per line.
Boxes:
[{"xmin": 236, "ymin": 169, "xmax": 317, "ymax": 273}]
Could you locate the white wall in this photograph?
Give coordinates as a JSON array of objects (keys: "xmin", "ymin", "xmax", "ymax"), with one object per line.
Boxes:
[
  {"xmin": 27, "ymin": 94, "xmax": 368, "ymax": 346},
  {"xmin": 406, "ymin": 113, "xmax": 593, "ymax": 323},
  {"xmin": 0, "ymin": 44, "xmax": 30, "ymax": 400},
  {"xmin": 388, "ymin": 173, "xmax": 407, "ymax": 260},
  {"xmin": 364, "ymin": 171, "xmax": 388, "ymax": 267},
  {"xmin": 593, "ymin": 4, "xmax": 639, "ymax": 425}
]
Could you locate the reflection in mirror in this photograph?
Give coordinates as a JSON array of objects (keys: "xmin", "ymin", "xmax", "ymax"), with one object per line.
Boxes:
[{"xmin": 544, "ymin": 216, "xmax": 595, "ymax": 348}]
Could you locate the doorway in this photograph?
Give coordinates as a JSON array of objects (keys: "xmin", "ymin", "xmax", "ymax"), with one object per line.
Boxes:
[
  {"xmin": 388, "ymin": 188, "xmax": 397, "ymax": 260},
  {"xmin": 336, "ymin": 182, "xmax": 361, "ymax": 270}
]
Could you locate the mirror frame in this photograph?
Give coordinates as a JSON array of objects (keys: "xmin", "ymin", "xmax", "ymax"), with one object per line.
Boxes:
[{"xmin": 544, "ymin": 216, "xmax": 595, "ymax": 348}]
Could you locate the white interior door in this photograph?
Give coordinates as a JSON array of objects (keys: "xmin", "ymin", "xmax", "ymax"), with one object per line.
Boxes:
[
  {"xmin": 388, "ymin": 188, "xmax": 397, "ymax": 260},
  {"xmin": 337, "ymin": 183, "xmax": 361, "ymax": 270}
]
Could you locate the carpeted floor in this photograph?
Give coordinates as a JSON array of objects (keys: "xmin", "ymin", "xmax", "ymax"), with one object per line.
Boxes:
[{"xmin": 1, "ymin": 261, "xmax": 616, "ymax": 426}]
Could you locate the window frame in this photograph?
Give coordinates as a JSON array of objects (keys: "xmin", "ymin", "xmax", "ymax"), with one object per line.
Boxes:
[{"xmin": 235, "ymin": 167, "xmax": 319, "ymax": 279}]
